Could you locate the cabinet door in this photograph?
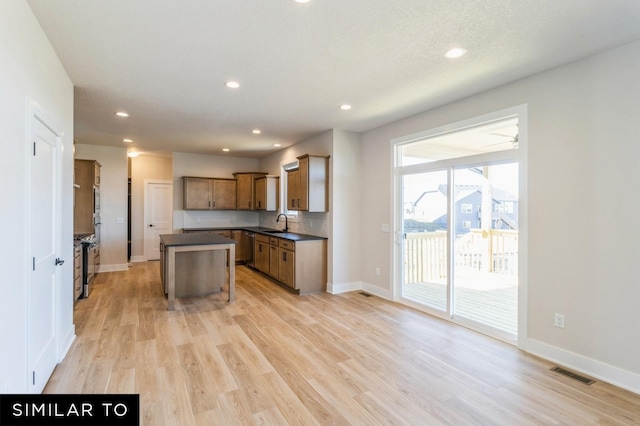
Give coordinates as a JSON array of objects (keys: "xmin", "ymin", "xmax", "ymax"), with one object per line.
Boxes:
[
  {"xmin": 269, "ymin": 244, "xmax": 279, "ymax": 278},
  {"xmin": 213, "ymin": 180, "xmax": 237, "ymax": 209},
  {"xmin": 183, "ymin": 178, "xmax": 212, "ymax": 210},
  {"xmin": 298, "ymin": 156, "xmax": 309, "ymax": 210},
  {"xmin": 255, "ymin": 240, "xmax": 270, "ymax": 273},
  {"xmin": 236, "ymin": 174, "xmax": 254, "ymax": 210},
  {"xmin": 287, "ymin": 169, "xmax": 300, "ymax": 210},
  {"xmin": 231, "ymin": 230, "xmax": 244, "ymax": 262},
  {"xmin": 278, "ymin": 248, "xmax": 295, "ymax": 288},
  {"xmin": 255, "ymin": 178, "xmax": 266, "ymax": 210}
]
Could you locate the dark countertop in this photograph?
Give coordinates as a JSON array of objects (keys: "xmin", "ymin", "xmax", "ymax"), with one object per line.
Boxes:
[
  {"xmin": 160, "ymin": 232, "xmax": 237, "ymax": 247},
  {"xmin": 183, "ymin": 226, "xmax": 327, "ymax": 241}
]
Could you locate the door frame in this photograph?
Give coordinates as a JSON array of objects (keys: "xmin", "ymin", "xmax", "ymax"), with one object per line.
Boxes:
[
  {"xmin": 391, "ymin": 105, "xmax": 528, "ymax": 348},
  {"xmin": 27, "ymin": 100, "xmax": 63, "ymax": 392},
  {"xmin": 144, "ymin": 179, "xmax": 173, "ymax": 261}
]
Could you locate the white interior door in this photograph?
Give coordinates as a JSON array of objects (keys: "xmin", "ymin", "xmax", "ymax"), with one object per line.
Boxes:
[
  {"xmin": 28, "ymin": 115, "xmax": 61, "ymax": 393},
  {"xmin": 145, "ymin": 182, "xmax": 173, "ymax": 260}
]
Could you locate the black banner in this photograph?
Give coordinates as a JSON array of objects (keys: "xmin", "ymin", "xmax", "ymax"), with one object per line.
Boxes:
[{"xmin": 0, "ymin": 394, "xmax": 139, "ymax": 426}]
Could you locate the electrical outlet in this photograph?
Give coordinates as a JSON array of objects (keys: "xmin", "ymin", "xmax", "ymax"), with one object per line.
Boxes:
[
  {"xmin": 375, "ymin": 267, "xmax": 381, "ymax": 276},
  {"xmin": 554, "ymin": 313, "xmax": 565, "ymax": 328}
]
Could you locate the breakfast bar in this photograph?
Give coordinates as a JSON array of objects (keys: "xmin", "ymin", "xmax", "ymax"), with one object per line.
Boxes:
[{"xmin": 160, "ymin": 233, "xmax": 236, "ymax": 310}]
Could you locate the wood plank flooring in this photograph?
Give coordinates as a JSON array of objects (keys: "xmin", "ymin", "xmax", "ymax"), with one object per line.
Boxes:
[{"xmin": 45, "ymin": 262, "xmax": 640, "ymax": 425}]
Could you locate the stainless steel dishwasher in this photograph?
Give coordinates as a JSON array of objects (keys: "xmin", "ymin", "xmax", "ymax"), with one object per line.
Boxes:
[{"xmin": 244, "ymin": 231, "xmax": 255, "ymax": 268}]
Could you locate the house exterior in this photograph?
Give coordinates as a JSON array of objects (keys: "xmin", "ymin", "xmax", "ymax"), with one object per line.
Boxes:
[
  {"xmin": 2, "ymin": 0, "xmax": 640, "ymax": 396},
  {"xmin": 407, "ymin": 184, "xmax": 518, "ymax": 235}
]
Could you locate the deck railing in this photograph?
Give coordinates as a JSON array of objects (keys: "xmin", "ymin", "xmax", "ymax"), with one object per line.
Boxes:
[{"xmin": 404, "ymin": 229, "xmax": 518, "ymax": 284}]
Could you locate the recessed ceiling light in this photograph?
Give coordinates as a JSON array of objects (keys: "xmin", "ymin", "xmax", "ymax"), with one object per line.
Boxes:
[
  {"xmin": 252, "ymin": 129, "xmax": 261, "ymax": 134},
  {"xmin": 115, "ymin": 111, "xmax": 129, "ymax": 117},
  {"xmin": 225, "ymin": 81, "xmax": 240, "ymax": 89},
  {"xmin": 340, "ymin": 104, "xmax": 352, "ymax": 110},
  {"xmin": 444, "ymin": 47, "xmax": 467, "ymax": 59},
  {"xmin": 274, "ymin": 144, "xmax": 281, "ymax": 147},
  {"xmin": 223, "ymin": 148, "xmax": 230, "ymax": 152},
  {"xmin": 294, "ymin": 0, "xmax": 311, "ymax": 3},
  {"xmin": 127, "ymin": 151, "xmax": 139, "ymax": 158},
  {"xmin": 123, "ymin": 138, "xmax": 133, "ymax": 143}
]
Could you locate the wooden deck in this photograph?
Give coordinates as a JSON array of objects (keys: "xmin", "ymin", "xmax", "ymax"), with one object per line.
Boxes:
[{"xmin": 403, "ymin": 275, "xmax": 518, "ymax": 335}]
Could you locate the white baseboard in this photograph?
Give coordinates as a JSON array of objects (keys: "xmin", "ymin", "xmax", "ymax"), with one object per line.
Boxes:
[
  {"xmin": 59, "ymin": 328, "xmax": 75, "ymax": 363},
  {"xmin": 97, "ymin": 263, "xmax": 129, "ymax": 273},
  {"xmin": 326, "ymin": 281, "xmax": 394, "ymax": 301},
  {"xmin": 527, "ymin": 338, "xmax": 640, "ymax": 395},
  {"xmin": 130, "ymin": 256, "xmax": 146, "ymax": 263},
  {"xmin": 327, "ymin": 281, "xmax": 363, "ymax": 294}
]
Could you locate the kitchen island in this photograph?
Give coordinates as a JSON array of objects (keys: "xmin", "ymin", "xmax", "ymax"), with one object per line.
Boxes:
[{"xmin": 160, "ymin": 233, "xmax": 236, "ymax": 310}]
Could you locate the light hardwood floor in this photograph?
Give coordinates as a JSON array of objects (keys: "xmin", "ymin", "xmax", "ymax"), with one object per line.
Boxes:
[{"xmin": 45, "ymin": 262, "xmax": 640, "ymax": 425}]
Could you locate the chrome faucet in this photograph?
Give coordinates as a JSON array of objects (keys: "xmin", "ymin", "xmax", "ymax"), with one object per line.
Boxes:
[{"xmin": 276, "ymin": 213, "xmax": 289, "ymax": 232}]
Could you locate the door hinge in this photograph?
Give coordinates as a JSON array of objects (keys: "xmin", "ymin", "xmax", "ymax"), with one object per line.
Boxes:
[
  {"xmin": 33, "ymin": 142, "xmax": 36, "ymax": 156},
  {"xmin": 32, "ymin": 371, "xmax": 35, "ymax": 385},
  {"xmin": 32, "ymin": 257, "xmax": 36, "ymax": 271}
]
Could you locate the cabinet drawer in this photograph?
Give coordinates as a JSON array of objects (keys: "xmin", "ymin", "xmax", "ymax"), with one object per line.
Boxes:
[
  {"xmin": 212, "ymin": 230, "xmax": 231, "ymax": 238},
  {"xmin": 256, "ymin": 234, "xmax": 270, "ymax": 244},
  {"xmin": 269, "ymin": 237, "xmax": 279, "ymax": 246},
  {"xmin": 279, "ymin": 239, "xmax": 295, "ymax": 251}
]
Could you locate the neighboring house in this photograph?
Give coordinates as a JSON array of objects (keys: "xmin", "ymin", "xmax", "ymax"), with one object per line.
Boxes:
[{"xmin": 409, "ymin": 184, "xmax": 518, "ymax": 235}]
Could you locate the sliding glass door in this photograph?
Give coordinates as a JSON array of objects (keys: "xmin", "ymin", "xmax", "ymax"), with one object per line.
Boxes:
[{"xmin": 396, "ymin": 113, "xmax": 522, "ymax": 341}]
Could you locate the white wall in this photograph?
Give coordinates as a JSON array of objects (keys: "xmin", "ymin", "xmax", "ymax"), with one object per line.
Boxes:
[
  {"xmin": 360, "ymin": 40, "xmax": 640, "ymax": 392},
  {"xmin": 0, "ymin": 0, "xmax": 74, "ymax": 392},
  {"xmin": 173, "ymin": 152, "xmax": 260, "ymax": 230},
  {"xmin": 75, "ymin": 144, "xmax": 129, "ymax": 271},
  {"xmin": 329, "ymin": 130, "xmax": 363, "ymax": 291}
]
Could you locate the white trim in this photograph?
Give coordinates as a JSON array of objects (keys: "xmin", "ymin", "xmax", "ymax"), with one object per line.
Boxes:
[
  {"xmin": 326, "ymin": 281, "xmax": 393, "ymax": 301},
  {"xmin": 326, "ymin": 281, "xmax": 362, "ymax": 294},
  {"xmin": 97, "ymin": 264, "xmax": 130, "ymax": 273},
  {"xmin": 130, "ymin": 255, "xmax": 147, "ymax": 263},
  {"xmin": 144, "ymin": 179, "xmax": 173, "ymax": 261},
  {"xmin": 390, "ymin": 104, "xmax": 528, "ymax": 346},
  {"xmin": 527, "ymin": 338, "xmax": 640, "ymax": 395}
]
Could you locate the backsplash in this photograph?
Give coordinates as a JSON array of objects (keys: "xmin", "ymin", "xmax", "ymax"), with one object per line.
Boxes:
[{"xmin": 179, "ymin": 210, "xmax": 259, "ymax": 230}]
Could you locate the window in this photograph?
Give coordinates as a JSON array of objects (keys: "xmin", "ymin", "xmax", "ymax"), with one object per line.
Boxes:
[
  {"xmin": 282, "ymin": 161, "xmax": 299, "ymax": 219},
  {"xmin": 461, "ymin": 203, "xmax": 472, "ymax": 214}
]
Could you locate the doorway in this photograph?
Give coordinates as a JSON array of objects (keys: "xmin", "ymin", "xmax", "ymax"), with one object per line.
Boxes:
[
  {"xmin": 144, "ymin": 181, "xmax": 173, "ymax": 261},
  {"xmin": 394, "ymin": 109, "xmax": 524, "ymax": 342}
]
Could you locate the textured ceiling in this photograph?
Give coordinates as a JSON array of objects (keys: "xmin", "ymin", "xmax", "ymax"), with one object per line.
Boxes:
[{"xmin": 27, "ymin": 0, "xmax": 640, "ymax": 158}]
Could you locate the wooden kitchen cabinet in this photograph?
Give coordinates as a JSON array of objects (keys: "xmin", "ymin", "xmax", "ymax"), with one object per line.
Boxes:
[
  {"xmin": 233, "ymin": 172, "xmax": 267, "ymax": 210},
  {"xmin": 183, "ymin": 177, "xmax": 237, "ymax": 210},
  {"xmin": 278, "ymin": 245, "xmax": 295, "ymax": 289},
  {"xmin": 251, "ymin": 233, "xmax": 326, "ymax": 294},
  {"xmin": 73, "ymin": 244, "xmax": 82, "ymax": 300},
  {"xmin": 255, "ymin": 234, "xmax": 270, "ymax": 274},
  {"xmin": 231, "ymin": 230, "xmax": 245, "ymax": 263},
  {"xmin": 255, "ymin": 175, "xmax": 279, "ymax": 211},
  {"xmin": 286, "ymin": 154, "xmax": 329, "ymax": 212}
]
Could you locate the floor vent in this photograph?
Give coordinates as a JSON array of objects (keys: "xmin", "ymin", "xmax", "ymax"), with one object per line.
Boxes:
[
  {"xmin": 550, "ymin": 366, "xmax": 595, "ymax": 385},
  {"xmin": 359, "ymin": 292, "xmax": 372, "ymax": 297}
]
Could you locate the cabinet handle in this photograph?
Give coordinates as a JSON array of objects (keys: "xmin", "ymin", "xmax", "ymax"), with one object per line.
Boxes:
[
  {"xmin": 282, "ymin": 252, "xmax": 287, "ymax": 261},
  {"xmin": 297, "ymin": 198, "xmax": 300, "ymax": 207},
  {"xmin": 258, "ymin": 201, "xmax": 261, "ymax": 208},
  {"xmin": 249, "ymin": 201, "xmax": 251, "ymax": 208}
]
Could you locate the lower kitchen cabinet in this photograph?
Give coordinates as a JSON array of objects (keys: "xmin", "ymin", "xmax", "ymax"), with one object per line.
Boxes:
[
  {"xmin": 254, "ymin": 234, "xmax": 326, "ymax": 294},
  {"xmin": 73, "ymin": 244, "xmax": 82, "ymax": 300}
]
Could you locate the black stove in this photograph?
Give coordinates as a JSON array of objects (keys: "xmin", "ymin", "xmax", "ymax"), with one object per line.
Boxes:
[{"xmin": 73, "ymin": 233, "xmax": 97, "ymax": 298}]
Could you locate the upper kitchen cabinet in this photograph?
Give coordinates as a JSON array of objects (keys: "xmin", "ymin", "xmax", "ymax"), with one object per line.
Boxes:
[
  {"xmin": 287, "ymin": 154, "xmax": 329, "ymax": 212},
  {"xmin": 233, "ymin": 172, "xmax": 267, "ymax": 210},
  {"xmin": 255, "ymin": 175, "xmax": 279, "ymax": 211},
  {"xmin": 183, "ymin": 177, "xmax": 237, "ymax": 210},
  {"xmin": 74, "ymin": 159, "xmax": 101, "ymax": 234}
]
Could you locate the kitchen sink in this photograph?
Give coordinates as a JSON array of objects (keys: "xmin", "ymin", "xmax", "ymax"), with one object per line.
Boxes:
[{"xmin": 262, "ymin": 229, "xmax": 287, "ymax": 233}]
